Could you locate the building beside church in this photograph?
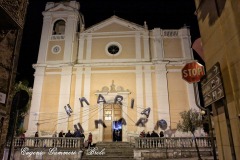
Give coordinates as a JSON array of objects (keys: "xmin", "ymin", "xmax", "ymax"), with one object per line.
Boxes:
[
  {"xmin": 0, "ymin": 0, "xmax": 28, "ymax": 158},
  {"xmin": 26, "ymin": 0, "xmax": 199, "ymax": 142},
  {"xmin": 194, "ymin": 0, "xmax": 240, "ymax": 159}
]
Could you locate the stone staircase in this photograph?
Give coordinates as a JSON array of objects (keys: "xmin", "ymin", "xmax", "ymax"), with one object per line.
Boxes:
[{"xmin": 81, "ymin": 142, "xmax": 134, "ymax": 160}]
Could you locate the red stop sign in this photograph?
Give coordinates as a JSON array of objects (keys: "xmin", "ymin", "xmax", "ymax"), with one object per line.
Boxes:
[{"xmin": 182, "ymin": 62, "xmax": 205, "ymax": 83}]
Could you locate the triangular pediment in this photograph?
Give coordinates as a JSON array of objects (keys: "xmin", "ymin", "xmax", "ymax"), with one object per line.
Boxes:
[
  {"xmin": 46, "ymin": 3, "xmax": 75, "ymax": 12},
  {"xmin": 84, "ymin": 16, "xmax": 145, "ymax": 33}
]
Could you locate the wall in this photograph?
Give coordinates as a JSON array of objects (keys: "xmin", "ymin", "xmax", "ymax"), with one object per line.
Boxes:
[{"xmin": 194, "ymin": 0, "xmax": 240, "ymax": 159}]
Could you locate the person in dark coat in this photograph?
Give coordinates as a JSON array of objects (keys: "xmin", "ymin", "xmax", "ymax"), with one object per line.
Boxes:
[
  {"xmin": 34, "ymin": 131, "xmax": 39, "ymax": 146},
  {"xmin": 139, "ymin": 130, "xmax": 145, "ymax": 138},
  {"xmin": 75, "ymin": 129, "xmax": 81, "ymax": 137},
  {"xmin": 58, "ymin": 130, "xmax": 63, "ymax": 146},
  {"xmin": 150, "ymin": 131, "xmax": 159, "ymax": 137},
  {"xmin": 146, "ymin": 131, "xmax": 151, "ymax": 137},
  {"xmin": 80, "ymin": 132, "xmax": 85, "ymax": 139},
  {"xmin": 58, "ymin": 130, "xmax": 63, "ymax": 137},
  {"xmin": 160, "ymin": 131, "xmax": 164, "ymax": 146},
  {"xmin": 87, "ymin": 132, "xmax": 93, "ymax": 148},
  {"xmin": 150, "ymin": 131, "xmax": 159, "ymax": 147},
  {"xmin": 160, "ymin": 131, "xmax": 164, "ymax": 138},
  {"xmin": 20, "ymin": 131, "xmax": 26, "ymax": 147},
  {"xmin": 65, "ymin": 130, "xmax": 72, "ymax": 137}
]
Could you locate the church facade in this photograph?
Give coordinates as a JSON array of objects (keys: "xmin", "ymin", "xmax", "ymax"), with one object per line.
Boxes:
[{"xmin": 26, "ymin": 0, "xmax": 199, "ymax": 142}]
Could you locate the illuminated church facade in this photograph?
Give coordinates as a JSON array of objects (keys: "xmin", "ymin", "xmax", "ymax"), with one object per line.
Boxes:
[{"xmin": 26, "ymin": 0, "xmax": 199, "ymax": 142}]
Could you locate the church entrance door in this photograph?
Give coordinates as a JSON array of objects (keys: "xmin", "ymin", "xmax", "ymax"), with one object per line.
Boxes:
[{"xmin": 103, "ymin": 104, "xmax": 122, "ymax": 142}]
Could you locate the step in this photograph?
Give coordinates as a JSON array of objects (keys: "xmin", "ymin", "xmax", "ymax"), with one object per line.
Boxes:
[
  {"xmin": 81, "ymin": 142, "xmax": 134, "ymax": 160},
  {"xmin": 81, "ymin": 155, "xmax": 134, "ymax": 160}
]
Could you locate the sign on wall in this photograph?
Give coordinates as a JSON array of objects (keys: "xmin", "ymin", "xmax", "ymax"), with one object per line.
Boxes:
[{"xmin": 201, "ymin": 62, "xmax": 225, "ymax": 107}]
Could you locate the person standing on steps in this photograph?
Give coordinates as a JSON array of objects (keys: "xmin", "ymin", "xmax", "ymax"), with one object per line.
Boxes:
[{"xmin": 87, "ymin": 132, "xmax": 92, "ymax": 148}]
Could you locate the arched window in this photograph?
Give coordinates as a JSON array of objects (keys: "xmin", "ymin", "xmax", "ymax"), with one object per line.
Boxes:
[{"xmin": 52, "ymin": 20, "xmax": 66, "ymax": 35}]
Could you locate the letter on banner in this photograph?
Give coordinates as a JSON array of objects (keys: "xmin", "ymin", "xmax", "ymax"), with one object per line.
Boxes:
[
  {"xmin": 135, "ymin": 118, "xmax": 148, "ymax": 127},
  {"xmin": 130, "ymin": 98, "xmax": 134, "ymax": 109},
  {"xmin": 114, "ymin": 95, "xmax": 123, "ymax": 105},
  {"xmin": 97, "ymin": 94, "xmax": 106, "ymax": 104},
  {"xmin": 95, "ymin": 119, "xmax": 107, "ymax": 128},
  {"xmin": 64, "ymin": 104, "xmax": 73, "ymax": 116},
  {"xmin": 141, "ymin": 107, "xmax": 151, "ymax": 118},
  {"xmin": 79, "ymin": 97, "xmax": 90, "ymax": 107}
]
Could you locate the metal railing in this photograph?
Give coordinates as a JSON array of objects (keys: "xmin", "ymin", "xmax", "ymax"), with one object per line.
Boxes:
[
  {"xmin": 135, "ymin": 137, "xmax": 215, "ymax": 149},
  {"xmin": 8, "ymin": 137, "xmax": 84, "ymax": 149}
]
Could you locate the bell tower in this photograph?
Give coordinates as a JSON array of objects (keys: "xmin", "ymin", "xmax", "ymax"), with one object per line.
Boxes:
[
  {"xmin": 37, "ymin": 0, "xmax": 84, "ymax": 65},
  {"xmin": 27, "ymin": 1, "xmax": 84, "ymax": 136}
]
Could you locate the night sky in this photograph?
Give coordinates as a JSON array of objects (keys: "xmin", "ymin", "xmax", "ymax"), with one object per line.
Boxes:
[{"xmin": 16, "ymin": 0, "xmax": 200, "ymax": 87}]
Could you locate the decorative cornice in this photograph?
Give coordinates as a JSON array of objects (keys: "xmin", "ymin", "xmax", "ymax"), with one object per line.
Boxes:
[{"xmin": 95, "ymin": 80, "xmax": 131, "ymax": 95}]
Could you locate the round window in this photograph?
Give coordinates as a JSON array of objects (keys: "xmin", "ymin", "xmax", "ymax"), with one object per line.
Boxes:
[
  {"xmin": 108, "ymin": 45, "xmax": 119, "ymax": 55},
  {"xmin": 105, "ymin": 42, "xmax": 122, "ymax": 56}
]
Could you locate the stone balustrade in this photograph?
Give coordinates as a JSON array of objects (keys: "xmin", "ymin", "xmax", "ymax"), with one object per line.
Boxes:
[
  {"xmin": 8, "ymin": 137, "xmax": 84, "ymax": 149},
  {"xmin": 51, "ymin": 35, "xmax": 65, "ymax": 40},
  {"xmin": 134, "ymin": 137, "xmax": 214, "ymax": 149}
]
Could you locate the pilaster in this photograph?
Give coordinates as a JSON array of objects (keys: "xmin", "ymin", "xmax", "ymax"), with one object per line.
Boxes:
[
  {"xmin": 121, "ymin": 94, "xmax": 129, "ymax": 142},
  {"xmin": 57, "ymin": 66, "xmax": 73, "ymax": 132},
  {"xmin": 135, "ymin": 32, "xmax": 141, "ymax": 60},
  {"xmin": 180, "ymin": 28, "xmax": 193, "ymax": 60},
  {"xmin": 144, "ymin": 65, "xmax": 154, "ymax": 131},
  {"xmin": 136, "ymin": 65, "xmax": 144, "ymax": 133},
  {"xmin": 64, "ymin": 14, "xmax": 78, "ymax": 63},
  {"xmin": 152, "ymin": 28, "xmax": 164, "ymax": 61},
  {"xmin": 143, "ymin": 31, "xmax": 150, "ymax": 61},
  {"xmin": 86, "ymin": 35, "xmax": 92, "ymax": 61},
  {"xmin": 77, "ymin": 34, "xmax": 85, "ymax": 62},
  {"xmin": 73, "ymin": 67, "xmax": 83, "ymax": 125},
  {"xmin": 82, "ymin": 67, "xmax": 91, "ymax": 132},
  {"xmin": 37, "ymin": 15, "xmax": 52, "ymax": 64},
  {"xmin": 155, "ymin": 64, "xmax": 170, "ymax": 129},
  {"xmin": 27, "ymin": 66, "xmax": 45, "ymax": 136},
  {"xmin": 186, "ymin": 82, "xmax": 199, "ymax": 110}
]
